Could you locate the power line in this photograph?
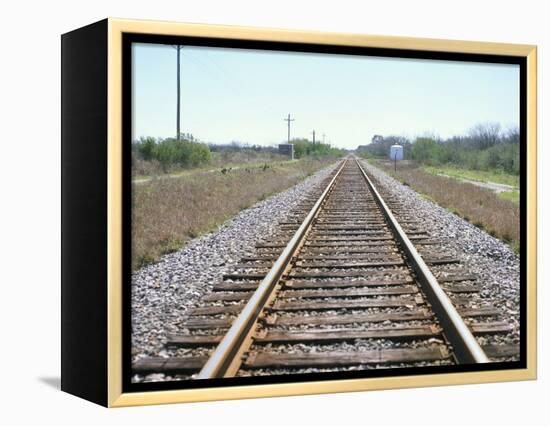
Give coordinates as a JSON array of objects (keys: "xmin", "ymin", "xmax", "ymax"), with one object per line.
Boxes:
[{"xmin": 182, "ymin": 49, "xmax": 283, "ymax": 141}]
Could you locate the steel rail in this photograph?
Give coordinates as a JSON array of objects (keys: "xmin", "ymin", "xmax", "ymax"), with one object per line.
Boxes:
[
  {"xmin": 197, "ymin": 159, "xmax": 349, "ymax": 379},
  {"xmin": 355, "ymin": 157, "xmax": 489, "ymax": 364}
]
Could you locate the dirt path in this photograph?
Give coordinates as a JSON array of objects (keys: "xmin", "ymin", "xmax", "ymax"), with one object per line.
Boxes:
[{"xmin": 436, "ymin": 173, "xmax": 516, "ymax": 193}]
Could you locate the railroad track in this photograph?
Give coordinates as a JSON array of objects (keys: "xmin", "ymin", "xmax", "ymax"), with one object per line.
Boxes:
[{"xmin": 134, "ymin": 156, "xmax": 518, "ymax": 381}]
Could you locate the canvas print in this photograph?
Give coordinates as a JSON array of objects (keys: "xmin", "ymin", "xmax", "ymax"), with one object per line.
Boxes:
[{"xmin": 128, "ymin": 41, "xmax": 522, "ymax": 385}]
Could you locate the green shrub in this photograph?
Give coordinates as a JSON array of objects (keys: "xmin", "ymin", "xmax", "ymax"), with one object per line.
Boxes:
[
  {"xmin": 133, "ymin": 136, "xmax": 212, "ymax": 171},
  {"xmin": 291, "ymin": 138, "xmax": 345, "ymax": 159},
  {"xmin": 137, "ymin": 136, "xmax": 156, "ymax": 161}
]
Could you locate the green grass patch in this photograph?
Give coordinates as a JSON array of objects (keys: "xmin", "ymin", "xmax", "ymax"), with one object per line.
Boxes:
[
  {"xmin": 497, "ymin": 190, "xmax": 520, "ymax": 204},
  {"xmin": 159, "ymin": 238, "xmax": 184, "ymax": 255}
]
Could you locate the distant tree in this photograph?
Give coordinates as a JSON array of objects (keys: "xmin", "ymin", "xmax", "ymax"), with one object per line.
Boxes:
[
  {"xmin": 503, "ymin": 127, "xmax": 520, "ymax": 144},
  {"xmin": 359, "ymin": 135, "xmax": 412, "ymax": 159},
  {"xmin": 290, "ymin": 138, "xmax": 344, "ymax": 159},
  {"xmin": 371, "ymin": 134, "xmax": 384, "ymax": 144},
  {"xmin": 411, "ymin": 137, "xmax": 439, "ymax": 162},
  {"xmin": 468, "ymin": 122, "xmax": 502, "ymax": 149},
  {"xmin": 137, "ymin": 136, "xmax": 156, "ymax": 161}
]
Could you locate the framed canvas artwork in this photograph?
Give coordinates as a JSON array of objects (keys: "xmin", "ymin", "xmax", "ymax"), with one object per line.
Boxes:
[{"xmin": 61, "ymin": 18, "xmax": 537, "ymax": 407}]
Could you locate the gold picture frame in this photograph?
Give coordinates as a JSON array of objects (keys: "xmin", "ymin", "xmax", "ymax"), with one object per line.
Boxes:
[{"xmin": 61, "ymin": 17, "xmax": 537, "ymax": 407}]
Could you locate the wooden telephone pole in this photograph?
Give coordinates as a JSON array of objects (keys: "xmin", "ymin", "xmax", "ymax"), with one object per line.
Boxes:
[
  {"xmin": 312, "ymin": 129, "xmax": 316, "ymax": 145},
  {"xmin": 284, "ymin": 114, "xmax": 295, "ymax": 143},
  {"xmin": 174, "ymin": 45, "xmax": 183, "ymax": 140}
]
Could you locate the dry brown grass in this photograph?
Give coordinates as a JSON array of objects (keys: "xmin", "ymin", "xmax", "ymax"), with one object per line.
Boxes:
[
  {"xmin": 131, "ymin": 150, "xmax": 290, "ymax": 178},
  {"xmin": 132, "ymin": 158, "xmax": 336, "ymax": 269},
  {"xmin": 372, "ymin": 160, "xmax": 520, "ymax": 251},
  {"xmin": 132, "ymin": 156, "xmax": 163, "ymax": 177}
]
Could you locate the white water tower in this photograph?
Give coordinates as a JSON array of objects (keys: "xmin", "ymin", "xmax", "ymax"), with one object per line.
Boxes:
[{"xmin": 389, "ymin": 144, "xmax": 403, "ymax": 161}]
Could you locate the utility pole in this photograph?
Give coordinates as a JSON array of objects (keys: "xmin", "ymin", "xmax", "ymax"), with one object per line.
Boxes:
[
  {"xmin": 174, "ymin": 45, "xmax": 183, "ymax": 140},
  {"xmin": 284, "ymin": 114, "xmax": 295, "ymax": 143},
  {"xmin": 323, "ymin": 133, "xmax": 326, "ymax": 144},
  {"xmin": 312, "ymin": 129, "xmax": 316, "ymax": 145}
]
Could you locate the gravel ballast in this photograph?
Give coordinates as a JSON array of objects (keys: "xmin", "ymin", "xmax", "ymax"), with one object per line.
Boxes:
[
  {"xmin": 131, "ymin": 158, "xmax": 521, "ymax": 383},
  {"xmin": 359, "ymin": 160, "xmax": 521, "ymax": 351},
  {"xmin": 131, "ymin": 163, "xmax": 338, "ymax": 365}
]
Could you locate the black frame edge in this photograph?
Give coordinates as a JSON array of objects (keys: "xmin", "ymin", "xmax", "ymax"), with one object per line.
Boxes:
[{"xmin": 61, "ymin": 18, "xmax": 109, "ymax": 407}]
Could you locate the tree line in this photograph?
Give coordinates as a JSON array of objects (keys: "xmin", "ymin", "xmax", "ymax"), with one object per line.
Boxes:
[
  {"xmin": 358, "ymin": 123, "xmax": 520, "ymax": 175},
  {"xmin": 290, "ymin": 138, "xmax": 345, "ymax": 159},
  {"xmin": 133, "ymin": 135, "xmax": 345, "ymax": 173}
]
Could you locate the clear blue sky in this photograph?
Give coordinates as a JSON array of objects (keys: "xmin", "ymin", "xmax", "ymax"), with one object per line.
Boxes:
[{"xmin": 132, "ymin": 43, "xmax": 519, "ymax": 149}]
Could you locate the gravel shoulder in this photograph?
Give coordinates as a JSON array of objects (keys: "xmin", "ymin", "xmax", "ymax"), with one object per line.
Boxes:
[
  {"xmin": 359, "ymin": 159, "xmax": 521, "ymax": 350},
  {"xmin": 131, "ymin": 162, "xmax": 338, "ymax": 361}
]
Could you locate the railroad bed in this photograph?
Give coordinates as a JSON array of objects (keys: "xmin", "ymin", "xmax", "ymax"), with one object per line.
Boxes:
[{"xmin": 133, "ymin": 157, "xmax": 518, "ymax": 381}]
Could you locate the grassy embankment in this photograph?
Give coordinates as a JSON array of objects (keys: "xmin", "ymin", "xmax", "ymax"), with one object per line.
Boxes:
[
  {"xmin": 132, "ymin": 157, "xmax": 336, "ymax": 269},
  {"xmin": 367, "ymin": 159, "xmax": 520, "ymax": 253},
  {"xmin": 133, "ymin": 150, "xmax": 290, "ymax": 180},
  {"xmin": 422, "ymin": 165, "xmax": 519, "ymax": 204}
]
